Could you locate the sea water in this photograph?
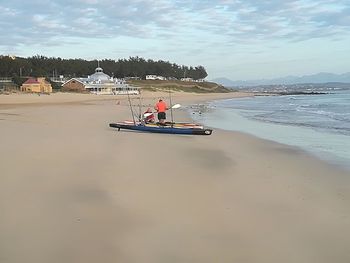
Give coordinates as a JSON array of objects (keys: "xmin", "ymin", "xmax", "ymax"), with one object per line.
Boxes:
[{"xmin": 190, "ymin": 89, "xmax": 350, "ymax": 170}]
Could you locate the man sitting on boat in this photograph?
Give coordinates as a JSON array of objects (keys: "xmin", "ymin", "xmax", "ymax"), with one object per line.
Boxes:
[
  {"xmin": 154, "ymin": 99, "xmax": 168, "ymax": 125},
  {"xmin": 143, "ymin": 108, "xmax": 155, "ymax": 124}
]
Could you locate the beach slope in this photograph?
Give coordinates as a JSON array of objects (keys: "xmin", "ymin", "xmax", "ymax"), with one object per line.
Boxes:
[{"xmin": 1, "ymin": 93, "xmax": 349, "ymax": 263}]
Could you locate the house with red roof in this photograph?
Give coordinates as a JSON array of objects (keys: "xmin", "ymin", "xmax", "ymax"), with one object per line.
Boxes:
[{"xmin": 21, "ymin": 77, "xmax": 52, "ymax": 93}]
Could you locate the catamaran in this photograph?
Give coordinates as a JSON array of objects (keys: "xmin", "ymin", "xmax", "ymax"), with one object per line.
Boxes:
[{"xmin": 109, "ymin": 91, "xmax": 213, "ymax": 135}]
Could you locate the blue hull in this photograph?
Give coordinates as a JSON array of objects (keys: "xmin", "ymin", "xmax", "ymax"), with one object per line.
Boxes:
[{"xmin": 109, "ymin": 123, "xmax": 212, "ymax": 135}]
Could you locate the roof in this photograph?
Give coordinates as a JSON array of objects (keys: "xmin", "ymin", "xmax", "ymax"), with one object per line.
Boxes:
[
  {"xmin": 62, "ymin": 78, "xmax": 86, "ymax": 86},
  {"xmin": 23, "ymin": 78, "xmax": 40, "ymax": 84},
  {"xmin": 89, "ymin": 67, "xmax": 111, "ymax": 82}
]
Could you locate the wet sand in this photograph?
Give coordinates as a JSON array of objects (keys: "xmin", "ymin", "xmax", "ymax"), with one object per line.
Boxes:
[{"xmin": 1, "ymin": 92, "xmax": 349, "ymax": 263}]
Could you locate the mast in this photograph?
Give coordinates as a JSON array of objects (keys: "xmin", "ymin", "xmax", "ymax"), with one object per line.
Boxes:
[
  {"xmin": 138, "ymin": 89, "xmax": 142, "ymax": 122},
  {"xmin": 169, "ymin": 89, "xmax": 174, "ymax": 127},
  {"xmin": 127, "ymin": 89, "xmax": 136, "ymax": 125}
]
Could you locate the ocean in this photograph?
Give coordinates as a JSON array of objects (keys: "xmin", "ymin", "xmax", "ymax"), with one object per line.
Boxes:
[{"xmin": 190, "ymin": 89, "xmax": 350, "ymax": 170}]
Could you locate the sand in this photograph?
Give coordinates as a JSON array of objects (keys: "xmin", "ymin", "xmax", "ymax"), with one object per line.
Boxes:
[{"xmin": 0, "ymin": 92, "xmax": 349, "ymax": 263}]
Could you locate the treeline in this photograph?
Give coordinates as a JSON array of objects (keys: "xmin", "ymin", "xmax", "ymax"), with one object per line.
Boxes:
[{"xmin": 0, "ymin": 55, "xmax": 208, "ymax": 80}]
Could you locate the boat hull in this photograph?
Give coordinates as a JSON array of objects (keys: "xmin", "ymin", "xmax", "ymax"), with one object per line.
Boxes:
[
  {"xmin": 121, "ymin": 120, "xmax": 203, "ymax": 129},
  {"xmin": 109, "ymin": 123, "xmax": 212, "ymax": 135}
]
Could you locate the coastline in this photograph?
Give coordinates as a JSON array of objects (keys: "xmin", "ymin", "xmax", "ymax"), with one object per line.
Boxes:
[
  {"xmin": 190, "ymin": 94, "xmax": 350, "ymax": 172},
  {"xmin": 1, "ymin": 92, "xmax": 350, "ymax": 263}
]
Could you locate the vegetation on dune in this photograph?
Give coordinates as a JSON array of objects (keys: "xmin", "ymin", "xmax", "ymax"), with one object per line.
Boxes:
[{"xmin": 128, "ymin": 79, "xmax": 231, "ymax": 93}]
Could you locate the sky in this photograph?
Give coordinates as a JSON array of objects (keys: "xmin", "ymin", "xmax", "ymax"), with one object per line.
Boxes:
[{"xmin": 0, "ymin": 0, "xmax": 350, "ymax": 80}]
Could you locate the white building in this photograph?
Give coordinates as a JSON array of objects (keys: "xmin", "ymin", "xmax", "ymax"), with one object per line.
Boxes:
[
  {"xmin": 146, "ymin": 75, "xmax": 166, "ymax": 80},
  {"xmin": 180, "ymin": 77, "xmax": 194, "ymax": 82},
  {"xmin": 63, "ymin": 66, "xmax": 139, "ymax": 95}
]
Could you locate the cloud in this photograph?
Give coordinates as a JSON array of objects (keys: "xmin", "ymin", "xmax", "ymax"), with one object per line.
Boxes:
[{"xmin": 0, "ymin": 0, "xmax": 349, "ymax": 53}]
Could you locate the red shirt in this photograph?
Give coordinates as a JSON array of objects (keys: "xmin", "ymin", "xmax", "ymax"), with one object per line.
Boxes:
[{"xmin": 155, "ymin": 101, "xmax": 167, "ymax": 113}]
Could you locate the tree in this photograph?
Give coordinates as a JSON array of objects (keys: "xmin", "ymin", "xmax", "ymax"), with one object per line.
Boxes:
[{"xmin": 0, "ymin": 55, "xmax": 208, "ymax": 80}]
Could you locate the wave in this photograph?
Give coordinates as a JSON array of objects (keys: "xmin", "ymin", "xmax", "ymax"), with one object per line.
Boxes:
[
  {"xmin": 248, "ymin": 114, "xmax": 350, "ymax": 135},
  {"xmin": 295, "ymin": 107, "xmax": 350, "ymax": 121}
]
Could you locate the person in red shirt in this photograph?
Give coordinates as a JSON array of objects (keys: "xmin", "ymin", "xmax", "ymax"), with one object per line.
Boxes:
[{"xmin": 154, "ymin": 99, "xmax": 168, "ymax": 124}]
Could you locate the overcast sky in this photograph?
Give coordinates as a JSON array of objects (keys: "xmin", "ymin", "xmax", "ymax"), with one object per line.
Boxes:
[{"xmin": 1, "ymin": 0, "xmax": 349, "ymax": 80}]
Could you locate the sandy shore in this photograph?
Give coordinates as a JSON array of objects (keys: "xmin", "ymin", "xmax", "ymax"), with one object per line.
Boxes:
[{"xmin": 1, "ymin": 92, "xmax": 349, "ymax": 263}]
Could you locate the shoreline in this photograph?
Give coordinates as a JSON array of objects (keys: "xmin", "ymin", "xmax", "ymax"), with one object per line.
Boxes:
[
  {"xmin": 187, "ymin": 95, "xmax": 350, "ymax": 172},
  {"xmin": 1, "ymin": 91, "xmax": 350, "ymax": 262}
]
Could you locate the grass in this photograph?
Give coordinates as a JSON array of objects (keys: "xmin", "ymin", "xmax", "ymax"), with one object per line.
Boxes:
[{"xmin": 127, "ymin": 79, "xmax": 232, "ymax": 93}]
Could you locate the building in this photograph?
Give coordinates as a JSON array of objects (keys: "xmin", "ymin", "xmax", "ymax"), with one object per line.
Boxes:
[
  {"xmin": 61, "ymin": 78, "xmax": 86, "ymax": 92},
  {"xmin": 0, "ymin": 55, "xmax": 16, "ymax": 60},
  {"xmin": 146, "ymin": 75, "xmax": 166, "ymax": 80},
  {"xmin": 21, "ymin": 77, "xmax": 52, "ymax": 93},
  {"xmin": 181, "ymin": 77, "xmax": 194, "ymax": 82},
  {"xmin": 62, "ymin": 66, "xmax": 139, "ymax": 95}
]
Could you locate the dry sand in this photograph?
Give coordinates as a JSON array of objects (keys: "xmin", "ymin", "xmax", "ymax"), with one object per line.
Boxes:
[{"xmin": 1, "ymin": 92, "xmax": 349, "ymax": 263}]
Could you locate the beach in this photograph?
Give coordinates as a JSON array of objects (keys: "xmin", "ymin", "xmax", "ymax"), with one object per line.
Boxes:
[{"xmin": 1, "ymin": 92, "xmax": 349, "ymax": 263}]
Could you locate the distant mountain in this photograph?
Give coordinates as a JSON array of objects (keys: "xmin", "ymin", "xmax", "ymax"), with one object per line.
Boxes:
[
  {"xmin": 210, "ymin": 77, "xmax": 238, "ymax": 87},
  {"xmin": 212, "ymin": 72, "xmax": 350, "ymax": 87}
]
